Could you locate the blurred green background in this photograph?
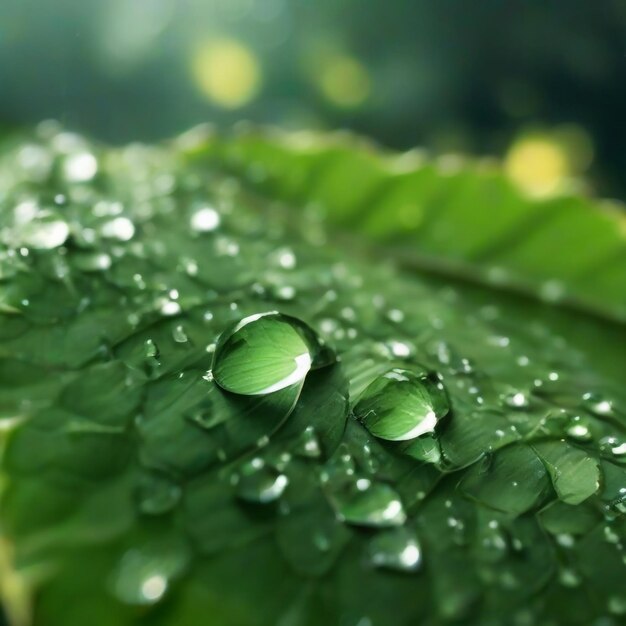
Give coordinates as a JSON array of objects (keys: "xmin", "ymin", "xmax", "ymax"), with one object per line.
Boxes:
[{"xmin": 1, "ymin": 0, "xmax": 625, "ymax": 199}]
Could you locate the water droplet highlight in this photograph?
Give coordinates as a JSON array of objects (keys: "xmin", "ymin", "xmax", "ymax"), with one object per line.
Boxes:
[
  {"xmin": 326, "ymin": 476, "xmax": 406, "ymax": 528},
  {"xmin": 366, "ymin": 527, "xmax": 422, "ymax": 572},
  {"xmin": 234, "ymin": 457, "xmax": 289, "ymax": 504}
]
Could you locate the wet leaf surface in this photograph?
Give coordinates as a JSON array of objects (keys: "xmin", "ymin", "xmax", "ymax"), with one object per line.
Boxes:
[{"xmin": 0, "ymin": 125, "xmax": 624, "ymax": 626}]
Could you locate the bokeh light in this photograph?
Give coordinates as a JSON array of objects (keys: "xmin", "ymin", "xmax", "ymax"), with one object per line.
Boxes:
[
  {"xmin": 316, "ymin": 53, "xmax": 371, "ymax": 109},
  {"xmin": 505, "ymin": 135, "xmax": 571, "ymax": 197},
  {"xmin": 191, "ymin": 38, "xmax": 262, "ymax": 109}
]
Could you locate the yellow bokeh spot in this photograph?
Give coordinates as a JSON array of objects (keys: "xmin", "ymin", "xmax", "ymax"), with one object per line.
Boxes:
[
  {"xmin": 318, "ymin": 55, "xmax": 371, "ymax": 109},
  {"xmin": 504, "ymin": 136, "xmax": 570, "ymax": 197},
  {"xmin": 192, "ymin": 38, "xmax": 261, "ymax": 109}
]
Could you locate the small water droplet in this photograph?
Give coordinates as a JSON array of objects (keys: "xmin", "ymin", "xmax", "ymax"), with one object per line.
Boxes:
[
  {"xmin": 502, "ymin": 391, "xmax": 530, "ymax": 409},
  {"xmin": 159, "ymin": 298, "xmax": 181, "ymax": 316},
  {"xmin": 190, "ymin": 206, "xmax": 220, "ymax": 232},
  {"xmin": 326, "ymin": 476, "xmax": 406, "ymax": 528},
  {"xmin": 172, "ymin": 324, "xmax": 188, "ymax": 343},
  {"xmin": 234, "ymin": 458, "xmax": 289, "ymax": 504},
  {"xmin": 101, "ymin": 216, "xmax": 135, "ymax": 241},
  {"xmin": 276, "ymin": 248, "xmax": 296, "ymax": 269},
  {"xmin": 354, "ymin": 369, "xmax": 449, "ymax": 441},
  {"xmin": 73, "ymin": 252, "xmax": 112, "ymax": 272},
  {"xmin": 555, "ymin": 533, "xmax": 575, "ymax": 548},
  {"xmin": 17, "ymin": 212, "xmax": 70, "ymax": 250},
  {"xmin": 559, "ymin": 567, "xmax": 582, "ymax": 588},
  {"xmin": 145, "ymin": 339, "xmax": 159, "ymax": 359},
  {"xmin": 293, "ymin": 426, "xmax": 322, "ymax": 458},
  {"xmin": 604, "ymin": 525, "xmax": 620, "ymax": 544},
  {"xmin": 582, "ymin": 392, "xmax": 614, "ymax": 417},
  {"xmin": 63, "ymin": 152, "xmax": 98, "ymax": 182},
  {"xmin": 137, "ymin": 473, "xmax": 181, "ymax": 515},
  {"xmin": 609, "ymin": 596, "xmax": 626, "ymax": 615},
  {"xmin": 366, "ymin": 527, "xmax": 422, "ymax": 573},
  {"xmin": 611, "ymin": 441, "xmax": 626, "ymax": 457},
  {"xmin": 566, "ymin": 418, "xmax": 591, "ymax": 441},
  {"xmin": 109, "ymin": 543, "xmax": 187, "ymax": 606}
]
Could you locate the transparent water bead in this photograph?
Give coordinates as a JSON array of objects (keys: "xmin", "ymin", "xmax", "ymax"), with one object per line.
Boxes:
[
  {"xmin": 137, "ymin": 473, "xmax": 181, "ymax": 516},
  {"xmin": 190, "ymin": 206, "xmax": 220, "ymax": 232},
  {"xmin": 582, "ymin": 392, "xmax": 614, "ymax": 417},
  {"xmin": 366, "ymin": 527, "xmax": 422, "ymax": 572},
  {"xmin": 354, "ymin": 369, "xmax": 449, "ymax": 441},
  {"xmin": 73, "ymin": 252, "xmax": 112, "ymax": 272},
  {"xmin": 172, "ymin": 324, "xmax": 188, "ymax": 343},
  {"xmin": 212, "ymin": 312, "xmax": 334, "ymax": 396},
  {"xmin": 326, "ymin": 476, "xmax": 406, "ymax": 528},
  {"xmin": 100, "ymin": 216, "xmax": 135, "ymax": 241},
  {"xmin": 14, "ymin": 211, "xmax": 70, "ymax": 250},
  {"xmin": 63, "ymin": 151, "xmax": 98, "ymax": 182},
  {"xmin": 293, "ymin": 425, "xmax": 322, "ymax": 458},
  {"xmin": 109, "ymin": 542, "xmax": 188, "ymax": 606},
  {"xmin": 234, "ymin": 458, "xmax": 289, "ymax": 504}
]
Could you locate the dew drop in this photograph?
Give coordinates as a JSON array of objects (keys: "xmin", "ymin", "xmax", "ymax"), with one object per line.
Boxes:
[
  {"xmin": 17, "ymin": 213, "xmax": 70, "ymax": 250},
  {"xmin": 109, "ymin": 544, "xmax": 188, "ymax": 606},
  {"xmin": 101, "ymin": 216, "xmax": 135, "ymax": 241},
  {"xmin": 558, "ymin": 567, "xmax": 582, "ymax": 588},
  {"xmin": 608, "ymin": 596, "xmax": 626, "ymax": 615},
  {"xmin": 582, "ymin": 392, "xmax": 614, "ymax": 417},
  {"xmin": 172, "ymin": 324, "xmax": 188, "ymax": 343},
  {"xmin": 354, "ymin": 369, "xmax": 449, "ymax": 442},
  {"xmin": 145, "ymin": 339, "xmax": 159, "ymax": 359},
  {"xmin": 159, "ymin": 298, "xmax": 181, "ymax": 316},
  {"xmin": 611, "ymin": 441, "xmax": 626, "ymax": 457},
  {"xmin": 73, "ymin": 252, "xmax": 112, "ymax": 272},
  {"xmin": 366, "ymin": 527, "xmax": 422, "ymax": 572},
  {"xmin": 63, "ymin": 152, "xmax": 98, "ymax": 182},
  {"xmin": 137, "ymin": 473, "xmax": 181, "ymax": 516},
  {"xmin": 326, "ymin": 476, "xmax": 406, "ymax": 528},
  {"xmin": 293, "ymin": 426, "xmax": 322, "ymax": 458},
  {"xmin": 190, "ymin": 206, "xmax": 220, "ymax": 232},
  {"xmin": 234, "ymin": 458, "xmax": 289, "ymax": 504},
  {"xmin": 566, "ymin": 419, "xmax": 591, "ymax": 441},
  {"xmin": 502, "ymin": 391, "xmax": 530, "ymax": 409}
]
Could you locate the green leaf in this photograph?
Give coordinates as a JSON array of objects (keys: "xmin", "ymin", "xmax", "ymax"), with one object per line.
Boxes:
[
  {"xmin": 203, "ymin": 128, "xmax": 626, "ymax": 323},
  {"xmin": 0, "ymin": 126, "xmax": 625, "ymax": 626}
]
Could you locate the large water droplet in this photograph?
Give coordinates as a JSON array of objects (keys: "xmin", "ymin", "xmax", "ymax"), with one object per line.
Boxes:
[
  {"xmin": 354, "ymin": 369, "xmax": 449, "ymax": 441},
  {"xmin": 366, "ymin": 527, "xmax": 422, "ymax": 572},
  {"xmin": 212, "ymin": 312, "xmax": 333, "ymax": 396},
  {"xmin": 326, "ymin": 476, "xmax": 406, "ymax": 528},
  {"xmin": 234, "ymin": 457, "xmax": 289, "ymax": 504}
]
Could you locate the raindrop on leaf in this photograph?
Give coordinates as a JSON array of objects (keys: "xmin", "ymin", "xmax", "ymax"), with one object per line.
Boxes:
[
  {"xmin": 354, "ymin": 369, "xmax": 449, "ymax": 441},
  {"xmin": 212, "ymin": 312, "xmax": 333, "ymax": 396}
]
